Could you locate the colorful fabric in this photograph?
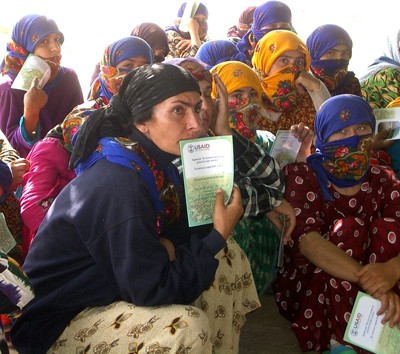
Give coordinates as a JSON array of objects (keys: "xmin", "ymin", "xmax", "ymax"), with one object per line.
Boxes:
[
  {"xmin": 88, "ymin": 37, "xmax": 153, "ymax": 102},
  {"xmin": 275, "ymin": 162, "xmax": 400, "ymax": 353},
  {"xmin": 360, "ymin": 27, "xmax": 400, "ymax": 108},
  {"xmin": 165, "ymin": 57, "xmax": 212, "ymax": 83},
  {"xmin": 195, "ymin": 40, "xmax": 247, "ymax": 69},
  {"xmin": 0, "ymin": 14, "xmax": 64, "ymax": 77},
  {"xmin": 0, "ymin": 160, "xmax": 11, "ymax": 204},
  {"xmin": 227, "ymin": 6, "xmax": 256, "ymax": 39},
  {"xmin": 307, "ymin": 95, "xmax": 375, "ymax": 200},
  {"xmin": 236, "ymin": 1, "xmax": 292, "ymax": 59},
  {"xmin": 0, "ymin": 251, "xmax": 34, "ymax": 316},
  {"xmin": 131, "ymin": 22, "xmax": 169, "ymax": 62}
]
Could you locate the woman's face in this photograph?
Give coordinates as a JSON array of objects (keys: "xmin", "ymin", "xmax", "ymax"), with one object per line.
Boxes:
[
  {"xmin": 135, "ymin": 91, "xmax": 203, "ymax": 155},
  {"xmin": 116, "ymin": 57, "xmax": 151, "ymax": 71},
  {"xmin": 327, "ymin": 123, "xmax": 372, "ymax": 143},
  {"xmin": 197, "ymin": 79, "xmax": 214, "ymax": 135},
  {"xmin": 268, "ymin": 50, "xmax": 306, "ymax": 76},
  {"xmin": 320, "ymin": 44, "xmax": 352, "ymax": 60},
  {"xmin": 34, "ymin": 33, "xmax": 62, "ymax": 80}
]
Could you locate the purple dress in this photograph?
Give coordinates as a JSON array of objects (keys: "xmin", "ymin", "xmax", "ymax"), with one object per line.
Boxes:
[{"xmin": 0, "ymin": 67, "xmax": 83, "ymax": 157}]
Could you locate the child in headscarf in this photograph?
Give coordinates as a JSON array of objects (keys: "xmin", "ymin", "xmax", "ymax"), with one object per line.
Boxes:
[
  {"xmin": 275, "ymin": 94, "xmax": 400, "ymax": 353},
  {"xmin": 20, "ymin": 36, "xmax": 153, "ymax": 255},
  {"xmin": 252, "ymin": 29, "xmax": 330, "ymax": 135},
  {"xmin": 165, "ymin": 1, "xmax": 209, "ymax": 58},
  {"xmin": 307, "ymin": 24, "xmax": 361, "ymax": 96},
  {"xmin": 0, "ymin": 14, "xmax": 83, "ymax": 157}
]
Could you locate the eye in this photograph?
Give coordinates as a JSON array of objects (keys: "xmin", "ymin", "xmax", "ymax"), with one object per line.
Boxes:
[
  {"xmin": 279, "ymin": 57, "xmax": 289, "ymax": 65},
  {"xmin": 172, "ymin": 106, "xmax": 184, "ymax": 115},
  {"xmin": 295, "ymin": 58, "xmax": 305, "ymax": 68},
  {"xmin": 250, "ymin": 90, "xmax": 258, "ymax": 98}
]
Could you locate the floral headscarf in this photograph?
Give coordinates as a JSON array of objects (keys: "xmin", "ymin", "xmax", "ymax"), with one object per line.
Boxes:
[
  {"xmin": 210, "ymin": 61, "xmax": 266, "ymax": 141},
  {"xmin": 0, "ymin": 14, "xmax": 64, "ymax": 77},
  {"xmin": 307, "ymin": 94, "xmax": 376, "ymax": 201},
  {"xmin": 252, "ymin": 30, "xmax": 311, "ymax": 112},
  {"xmin": 88, "ymin": 36, "xmax": 153, "ymax": 102},
  {"xmin": 164, "ymin": 57, "xmax": 212, "ymax": 83}
]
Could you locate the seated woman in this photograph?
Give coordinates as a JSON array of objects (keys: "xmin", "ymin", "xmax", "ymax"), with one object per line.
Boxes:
[
  {"xmin": 20, "ymin": 36, "xmax": 153, "ymax": 255},
  {"xmin": 252, "ymin": 29, "xmax": 331, "ymax": 135},
  {"xmin": 194, "ymin": 39, "xmax": 247, "ymax": 69},
  {"xmin": 165, "ymin": 1, "xmax": 209, "ymax": 58},
  {"xmin": 11, "ymin": 63, "xmax": 259, "ymax": 354},
  {"xmin": 306, "ymin": 24, "xmax": 362, "ymax": 96},
  {"xmin": 275, "ymin": 94, "xmax": 400, "ymax": 353}
]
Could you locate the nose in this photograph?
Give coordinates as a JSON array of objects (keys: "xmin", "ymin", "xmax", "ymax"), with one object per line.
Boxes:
[{"xmin": 188, "ymin": 109, "xmax": 202, "ymax": 131}]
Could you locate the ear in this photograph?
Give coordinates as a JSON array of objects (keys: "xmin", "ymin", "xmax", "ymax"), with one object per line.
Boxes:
[{"xmin": 134, "ymin": 122, "xmax": 149, "ymax": 134}]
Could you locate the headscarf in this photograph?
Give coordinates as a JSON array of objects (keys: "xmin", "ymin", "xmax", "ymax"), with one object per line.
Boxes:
[
  {"xmin": 165, "ymin": 1, "xmax": 208, "ymax": 37},
  {"xmin": 194, "ymin": 40, "xmax": 247, "ymax": 69},
  {"xmin": 1, "ymin": 14, "xmax": 64, "ymax": 77},
  {"xmin": 307, "ymin": 94, "xmax": 376, "ymax": 201},
  {"xmin": 164, "ymin": 57, "xmax": 212, "ymax": 83},
  {"xmin": 306, "ymin": 24, "xmax": 359, "ymax": 95},
  {"xmin": 70, "ymin": 63, "xmax": 200, "ymax": 168},
  {"xmin": 237, "ymin": 1, "xmax": 292, "ymax": 54},
  {"xmin": 359, "ymin": 26, "xmax": 400, "ymax": 82},
  {"xmin": 210, "ymin": 61, "xmax": 266, "ymax": 141},
  {"xmin": 87, "ymin": 36, "xmax": 153, "ymax": 102},
  {"xmin": 252, "ymin": 30, "xmax": 311, "ymax": 112},
  {"xmin": 131, "ymin": 22, "xmax": 169, "ymax": 62},
  {"xmin": 227, "ymin": 6, "xmax": 256, "ymax": 39}
]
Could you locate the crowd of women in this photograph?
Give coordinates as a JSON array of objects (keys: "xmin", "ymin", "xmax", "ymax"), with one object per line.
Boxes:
[{"xmin": 0, "ymin": 1, "xmax": 399, "ymax": 353}]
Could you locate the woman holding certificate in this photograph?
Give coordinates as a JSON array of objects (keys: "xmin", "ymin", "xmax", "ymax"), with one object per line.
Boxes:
[
  {"xmin": 275, "ymin": 94, "xmax": 400, "ymax": 354},
  {"xmin": 11, "ymin": 63, "xmax": 259, "ymax": 354}
]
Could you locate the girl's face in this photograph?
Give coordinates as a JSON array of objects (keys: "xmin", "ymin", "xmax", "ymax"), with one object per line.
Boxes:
[
  {"xmin": 228, "ymin": 87, "xmax": 260, "ymax": 105},
  {"xmin": 135, "ymin": 91, "xmax": 203, "ymax": 155},
  {"xmin": 327, "ymin": 123, "xmax": 372, "ymax": 143},
  {"xmin": 268, "ymin": 50, "xmax": 306, "ymax": 76},
  {"xmin": 34, "ymin": 33, "xmax": 63, "ymax": 80},
  {"xmin": 116, "ymin": 57, "xmax": 151, "ymax": 71}
]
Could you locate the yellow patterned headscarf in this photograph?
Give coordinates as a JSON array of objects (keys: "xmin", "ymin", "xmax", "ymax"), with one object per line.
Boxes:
[
  {"xmin": 210, "ymin": 60, "xmax": 262, "ymax": 99},
  {"xmin": 252, "ymin": 30, "xmax": 311, "ymax": 111}
]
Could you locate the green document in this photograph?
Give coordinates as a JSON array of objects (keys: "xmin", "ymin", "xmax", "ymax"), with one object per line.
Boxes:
[
  {"xmin": 180, "ymin": 135, "xmax": 234, "ymax": 227},
  {"xmin": 344, "ymin": 291, "xmax": 400, "ymax": 353}
]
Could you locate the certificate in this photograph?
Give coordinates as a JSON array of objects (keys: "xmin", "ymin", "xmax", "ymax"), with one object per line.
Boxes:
[
  {"xmin": 180, "ymin": 135, "xmax": 234, "ymax": 227},
  {"xmin": 344, "ymin": 291, "xmax": 400, "ymax": 354}
]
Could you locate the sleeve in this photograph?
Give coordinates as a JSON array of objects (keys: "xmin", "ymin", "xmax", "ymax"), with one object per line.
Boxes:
[
  {"xmin": 165, "ymin": 30, "xmax": 202, "ymax": 58},
  {"xmin": 0, "ymin": 129, "xmax": 21, "ymax": 164},
  {"xmin": 307, "ymin": 79, "xmax": 331, "ymax": 110},
  {"xmin": 232, "ymin": 129, "xmax": 285, "ymax": 217},
  {"xmin": 282, "ymin": 163, "xmax": 325, "ymax": 247},
  {"xmin": 20, "ymin": 138, "xmax": 75, "ymax": 234}
]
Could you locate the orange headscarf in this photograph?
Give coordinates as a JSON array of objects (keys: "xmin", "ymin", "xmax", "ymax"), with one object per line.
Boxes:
[{"xmin": 252, "ymin": 30, "xmax": 311, "ymax": 112}]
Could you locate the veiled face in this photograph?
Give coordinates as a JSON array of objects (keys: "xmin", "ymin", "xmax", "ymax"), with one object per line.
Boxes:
[
  {"xmin": 135, "ymin": 91, "xmax": 203, "ymax": 155},
  {"xmin": 327, "ymin": 123, "xmax": 372, "ymax": 143}
]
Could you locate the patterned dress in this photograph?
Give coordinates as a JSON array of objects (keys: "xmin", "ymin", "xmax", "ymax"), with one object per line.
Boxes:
[{"xmin": 275, "ymin": 162, "xmax": 400, "ymax": 353}]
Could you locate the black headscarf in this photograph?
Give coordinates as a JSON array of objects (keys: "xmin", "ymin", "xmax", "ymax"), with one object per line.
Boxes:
[{"xmin": 70, "ymin": 63, "xmax": 200, "ymax": 168}]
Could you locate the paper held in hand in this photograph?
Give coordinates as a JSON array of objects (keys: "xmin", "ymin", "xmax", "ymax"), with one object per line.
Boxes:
[
  {"xmin": 179, "ymin": 0, "xmax": 200, "ymax": 32},
  {"xmin": 180, "ymin": 135, "xmax": 234, "ymax": 227},
  {"xmin": 374, "ymin": 107, "xmax": 400, "ymax": 141},
  {"xmin": 11, "ymin": 54, "xmax": 51, "ymax": 91},
  {"xmin": 344, "ymin": 291, "xmax": 400, "ymax": 354},
  {"xmin": 269, "ymin": 130, "xmax": 301, "ymax": 169}
]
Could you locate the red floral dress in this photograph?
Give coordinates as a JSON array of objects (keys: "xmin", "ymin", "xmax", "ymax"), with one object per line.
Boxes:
[{"xmin": 275, "ymin": 162, "xmax": 400, "ymax": 353}]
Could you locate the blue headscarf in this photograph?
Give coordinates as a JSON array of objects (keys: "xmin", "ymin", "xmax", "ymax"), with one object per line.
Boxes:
[
  {"xmin": 306, "ymin": 24, "xmax": 352, "ymax": 61},
  {"xmin": 237, "ymin": 1, "xmax": 292, "ymax": 54},
  {"xmin": 307, "ymin": 94, "xmax": 376, "ymax": 201},
  {"xmin": 194, "ymin": 40, "xmax": 247, "ymax": 69},
  {"xmin": 0, "ymin": 14, "xmax": 64, "ymax": 74},
  {"xmin": 165, "ymin": 1, "xmax": 208, "ymax": 34},
  {"xmin": 88, "ymin": 36, "xmax": 153, "ymax": 101}
]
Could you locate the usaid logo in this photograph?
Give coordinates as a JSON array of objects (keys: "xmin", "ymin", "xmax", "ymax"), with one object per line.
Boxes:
[
  {"xmin": 187, "ymin": 143, "xmax": 211, "ymax": 153},
  {"xmin": 350, "ymin": 312, "xmax": 362, "ymax": 336}
]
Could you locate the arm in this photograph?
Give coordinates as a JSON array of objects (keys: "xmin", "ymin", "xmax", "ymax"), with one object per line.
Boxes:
[
  {"xmin": 295, "ymin": 71, "xmax": 331, "ymax": 110},
  {"xmin": 20, "ymin": 138, "xmax": 75, "ymax": 233}
]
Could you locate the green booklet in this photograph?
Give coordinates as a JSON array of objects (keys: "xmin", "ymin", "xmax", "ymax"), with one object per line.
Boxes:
[
  {"xmin": 374, "ymin": 107, "xmax": 400, "ymax": 141},
  {"xmin": 269, "ymin": 130, "xmax": 301, "ymax": 169},
  {"xmin": 180, "ymin": 135, "xmax": 234, "ymax": 227},
  {"xmin": 344, "ymin": 291, "xmax": 400, "ymax": 353}
]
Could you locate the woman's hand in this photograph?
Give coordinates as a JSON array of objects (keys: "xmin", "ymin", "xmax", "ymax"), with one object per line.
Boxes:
[
  {"xmin": 213, "ymin": 186, "xmax": 243, "ymax": 240},
  {"xmin": 376, "ymin": 291, "xmax": 400, "ymax": 329},
  {"xmin": 210, "ymin": 73, "xmax": 231, "ymax": 136},
  {"xmin": 266, "ymin": 198, "xmax": 296, "ymax": 245},
  {"xmin": 291, "ymin": 122, "xmax": 314, "ymax": 162},
  {"xmin": 9, "ymin": 158, "xmax": 30, "ymax": 186},
  {"xmin": 295, "ymin": 71, "xmax": 321, "ymax": 95}
]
